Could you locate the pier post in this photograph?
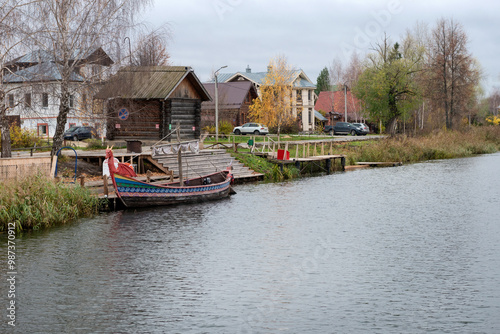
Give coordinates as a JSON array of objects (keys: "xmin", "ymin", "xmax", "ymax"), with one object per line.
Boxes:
[{"xmin": 103, "ymin": 175, "xmax": 108, "ymax": 197}]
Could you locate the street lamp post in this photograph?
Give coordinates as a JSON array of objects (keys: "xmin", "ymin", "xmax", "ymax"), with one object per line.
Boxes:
[
  {"xmin": 214, "ymin": 65, "xmax": 227, "ymax": 142},
  {"xmin": 344, "ymin": 83, "xmax": 347, "ymax": 122}
]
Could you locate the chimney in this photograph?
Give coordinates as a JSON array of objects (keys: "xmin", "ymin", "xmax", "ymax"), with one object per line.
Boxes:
[{"xmin": 246, "ymin": 65, "xmax": 251, "ymax": 73}]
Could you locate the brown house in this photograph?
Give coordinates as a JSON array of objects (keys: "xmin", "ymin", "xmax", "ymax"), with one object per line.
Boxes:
[
  {"xmin": 95, "ymin": 66, "xmax": 211, "ymax": 141},
  {"xmin": 201, "ymin": 81, "xmax": 258, "ymax": 128}
]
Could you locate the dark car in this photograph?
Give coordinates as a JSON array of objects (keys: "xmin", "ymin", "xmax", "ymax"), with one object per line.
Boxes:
[
  {"xmin": 328, "ymin": 122, "xmax": 367, "ymax": 136},
  {"xmin": 63, "ymin": 126, "xmax": 95, "ymax": 141}
]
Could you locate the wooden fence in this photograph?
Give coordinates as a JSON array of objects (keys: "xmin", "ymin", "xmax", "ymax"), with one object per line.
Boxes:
[{"xmin": 0, "ymin": 156, "xmax": 54, "ymax": 181}]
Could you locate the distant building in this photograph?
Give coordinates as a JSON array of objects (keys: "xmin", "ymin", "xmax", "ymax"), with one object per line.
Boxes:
[
  {"xmin": 2, "ymin": 48, "xmax": 113, "ymax": 138},
  {"xmin": 216, "ymin": 66, "xmax": 318, "ymax": 132},
  {"xmin": 314, "ymin": 88, "xmax": 363, "ymax": 125},
  {"xmin": 95, "ymin": 66, "xmax": 211, "ymax": 141},
  {"xmin": 201, "ymin": 81, "xmax": 258, "ymax": 128}
]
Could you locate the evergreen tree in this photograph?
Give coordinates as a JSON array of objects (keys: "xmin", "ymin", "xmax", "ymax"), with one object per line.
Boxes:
[{"xmin": 315, "ymin": 67, "xmax": 330, "ymax": 96}]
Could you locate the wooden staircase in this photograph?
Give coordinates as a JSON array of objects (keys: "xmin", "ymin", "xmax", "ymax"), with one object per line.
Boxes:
[{"xmin": 151, "ymin": 149, "xmax": 263, "ymax": 182}]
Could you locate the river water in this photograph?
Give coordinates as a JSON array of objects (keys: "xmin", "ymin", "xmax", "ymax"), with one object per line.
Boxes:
[{"xmin": 1, "ymin": 153, "xmax": 500, "ymax": 333}]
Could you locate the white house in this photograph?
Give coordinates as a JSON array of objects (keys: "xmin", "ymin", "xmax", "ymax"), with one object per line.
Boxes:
[
  {"xmin": 216, "ymin": 66, "xmax": 318, "ymax": 132},
  {"xmin": 3, "ymin": 48, "xmax": 113, "ymax": 138}
]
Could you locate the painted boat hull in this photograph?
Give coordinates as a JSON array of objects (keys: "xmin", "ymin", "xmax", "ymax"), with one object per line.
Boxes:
[{"xmin": 111, "ymin": 169, "xmax": 233, "ymax": 208}]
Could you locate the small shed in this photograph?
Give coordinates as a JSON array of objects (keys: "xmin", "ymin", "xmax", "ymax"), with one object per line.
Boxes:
[{"xmin": 95, "ymin": 66, "xmax": 211, "ymax": 141}]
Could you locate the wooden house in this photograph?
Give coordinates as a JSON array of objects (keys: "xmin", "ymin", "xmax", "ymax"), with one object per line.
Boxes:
[
  {"xmin": 95, "ymin": 66, "xmax": 211, "ymax": 141},
  {"xmin": 201, "ymin": 81, "xmax": 258, "ymax": 128}
]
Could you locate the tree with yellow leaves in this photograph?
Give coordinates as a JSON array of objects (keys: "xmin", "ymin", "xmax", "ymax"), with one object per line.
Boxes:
[{"xmin": 249, "ymin": 55, "xmax": 295, "ymax": 135}]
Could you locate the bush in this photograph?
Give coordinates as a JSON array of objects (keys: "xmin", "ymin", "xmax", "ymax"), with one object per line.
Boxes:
[
  {"xmin": 0, "ymin": 126, "xmax": 45, "ymax": 148},
  {"xmin": 84, "ymin": 138, "xmax": 107, "ymax": 150},
  {"xmin": 219, "ymin": 120, "xmax": 233, "ymax": 135}
]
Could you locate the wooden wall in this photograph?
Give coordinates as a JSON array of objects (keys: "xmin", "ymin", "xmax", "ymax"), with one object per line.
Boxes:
[
  {"xmin": 0, "ymin": 156, "xmax": 52, "ymax": 180},
  {"xmin": 106, "ymin": 98, "xmax": 201, "ymax": 141}
]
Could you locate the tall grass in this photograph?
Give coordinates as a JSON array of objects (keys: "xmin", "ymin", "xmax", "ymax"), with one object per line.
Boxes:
[
  {"xmin": 339, "ymin": 127, "xmax": 500, "ymax": 164},
  {"xmin": 0, "ymin": 174, "xmax": 100, "ymax": 233}
]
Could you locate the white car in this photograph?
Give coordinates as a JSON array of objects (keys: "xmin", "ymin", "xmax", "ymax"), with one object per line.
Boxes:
[
  {"xmin": 352, "ymin": 123, "xmax": 369, "ymax": 135},
  {"xmin": 233, "ymin": 123, "xmax": 269, "ymax": 135}
]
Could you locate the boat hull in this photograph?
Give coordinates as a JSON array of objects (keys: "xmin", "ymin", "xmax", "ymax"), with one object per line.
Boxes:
[{"xmin": 111, "ymin": 170, "xmax": 233, "ymax": 208}]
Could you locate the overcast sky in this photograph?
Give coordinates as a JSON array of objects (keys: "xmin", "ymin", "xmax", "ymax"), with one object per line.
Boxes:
[{"xmin": 142, "ymin": 0, "xmax": 500, "ymax": 94}]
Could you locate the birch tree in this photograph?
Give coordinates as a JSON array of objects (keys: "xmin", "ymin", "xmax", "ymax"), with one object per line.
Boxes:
[
  {"xmin": 0, "ymin": 0, "xmax": 34, "ymax": 158},
  {"xmin": 28, "ymin": 0, "xmax": 152, "ymax": 155}
]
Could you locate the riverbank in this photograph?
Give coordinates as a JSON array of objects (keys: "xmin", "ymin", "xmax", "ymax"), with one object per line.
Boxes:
[
  {"xmin": 1, "ymin": 127, "xmax": 499, "ymax": 232},
  {"xmin": 232, "ymin": 127, "xmax": 500, "ymax": 180},
  {"xmin": 0, "ymin": 173, "xmax": 100, "ymax": 233}
]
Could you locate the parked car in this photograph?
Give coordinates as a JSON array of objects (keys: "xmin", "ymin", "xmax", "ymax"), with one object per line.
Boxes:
[
  {"xmin": 323, "ymin": 125, "xmax": 334, "ymax": 135},
  {"xmin": 331, "ymin": 122, "xmax": 367, "ymax": 136},
  {"xmin": 233, "ymin": 123, "xmax": 269, "ymax": 135},
  {"xmin": 63, "ymin": 126, "xmax": 96, "ymax": 141},
  {"xmin": 352, "ymin": 123, "xmax": 369, "ymax": 135}
]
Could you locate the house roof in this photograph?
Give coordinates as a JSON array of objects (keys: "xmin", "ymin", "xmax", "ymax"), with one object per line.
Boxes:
[
  {"xmin": 6, "ymin": 47, "xmax": 114, "ymax": 67},
  {"xmin": 315, "ymin": 90, "xmax": 361, "ymax": 117},
  {"xmin": 202, "ymin": 81, "xmax": 257, "ymax": 109},
  {"xmin": 218, "ymin": 68, "xmax": 316, "ymax": 88},
  {"xmin": 314, "ymin": 110, "xmax": 327, "ymax": 121},
  {"xmin": 315, "ymin": 91, "xmax": 335, "ymax": 113},
  {"xmin": 95, "ymin": 66, "xmax": 211, "ymax": 101},
  {"xmin": 3, "ymin": 61, "xmax": 85, "ymax": 83}
]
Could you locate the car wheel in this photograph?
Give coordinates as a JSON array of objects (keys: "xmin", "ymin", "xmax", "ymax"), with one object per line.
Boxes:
[
  {"xmin": 253, "ymin": 130, "xmax": 260, "ymax": 135},
  {"xmin": 73, "ymin": 135, "xmax": 78, "ymax": 141},
  {"xmin": 329, "ymin": 130, "xmax": 333, "ymax": 136},
  {"xmin": 234, "ymin": 129, "xmax": 241, "ymax": 135},
  {"xmin": 350, "ymin": 130, "xmax": 357, "ymax": 136}
]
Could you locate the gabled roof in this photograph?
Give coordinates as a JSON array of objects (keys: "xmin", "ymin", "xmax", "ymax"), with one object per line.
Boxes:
[
  {"xmin": 3, "ymin": 61, "xmax": 85, "ymax": 83},
  {"xmin": 315, "ymin": 91, "xmax": 335, "ymax": 113},
  {"xmin": 219, "ymin": 68, "xmax": 316, "ymax": 88},
  {"xmin": 315, "ymin": 90, "xmax": 361, "ymax": 116},
  {"xmin": 95, "ymin": 66, "xmax": 211, "ymax": 101},
  {"xmin": 202, "ymin": 81, "xmax": 258, "ymax": 109},
  {"xmin": 6, "ymin": 47, "xmax": 114, "ymax": 67}
]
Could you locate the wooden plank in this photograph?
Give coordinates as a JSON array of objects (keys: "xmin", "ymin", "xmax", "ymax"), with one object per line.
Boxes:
[{"xmin": 145, "ymin": 156, "xmax": 171, "ymax": 174}]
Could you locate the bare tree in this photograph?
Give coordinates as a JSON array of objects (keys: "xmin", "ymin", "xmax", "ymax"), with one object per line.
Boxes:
[
  {"xmin": 26, "ymin": 0, "xmax": 152, "ymax": 156},
  {"xmin": 426, "ymin": 18, "xmax": 480, "ymax": 129},
  {"xmin": 132, "ymin": 25, "xmax": 171, "ymax": 66},
  {"xmin": 0, "ymin": 0, "xmax": 34, "ymax": 157}
]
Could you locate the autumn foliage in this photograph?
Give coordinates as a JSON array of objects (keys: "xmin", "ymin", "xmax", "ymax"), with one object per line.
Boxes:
[{"xmin": 249, "ymin": 56, "xmax": 295, "ymax": 134}]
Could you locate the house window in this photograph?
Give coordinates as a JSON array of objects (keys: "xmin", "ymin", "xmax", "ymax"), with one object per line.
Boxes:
[
  {"xmin": 24, "ymin": 93, "xmax": 31, "ymax": 108},
  {"xmin": 8, "ymin": 94, "xmax": 14, "ymax": 108},
  {"xmin": 296, "ymin": 90, "xmax": 302, "ymax": 102},
  {"xmin": 69, "ymin": 95, "xmax": 74, "ymax": 108},
  {"xmin": 42, "ymin": 93, "xmax": 49, "ymax": 108},
  {"xmin": 37, "ymin": 123, "xmax": 48, "ymax": 137},
  {"xmin": 308, "ymin": 108, "xmax": 312, "ymax": 124},
  {"xmin": 308, "ymin": 90, "xmax": 311, "ymax": 102}
]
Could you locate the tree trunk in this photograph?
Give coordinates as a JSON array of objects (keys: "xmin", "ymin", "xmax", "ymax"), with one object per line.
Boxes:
[
  {"xmin": 0, "ymin": 107, "xmax": 12, "ymax": 158},
  {"xmin": 1, "ymin": 118, "xmax": 12, "ymax": 158},
  {"xmin": 51, "ymin": 89, "xmax": 70, "ymax": 156}
]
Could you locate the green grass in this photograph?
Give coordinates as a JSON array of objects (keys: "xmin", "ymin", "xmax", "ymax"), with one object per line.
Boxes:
[
  {"xmin": 229, "ymin": 127, "xmax": 500, "ymax": 178},
  {"xmin": 0, "ymin": 174, "xmax": 100, "ymax": 233}
]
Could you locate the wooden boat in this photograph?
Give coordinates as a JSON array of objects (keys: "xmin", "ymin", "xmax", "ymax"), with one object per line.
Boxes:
[
  {"xmin": 105, "ymin": 146, "xmax": 234, "ymax": 208},
  {"xmin": 111, "ymin": 169, "xmax": 233, "ymax": 208}
]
